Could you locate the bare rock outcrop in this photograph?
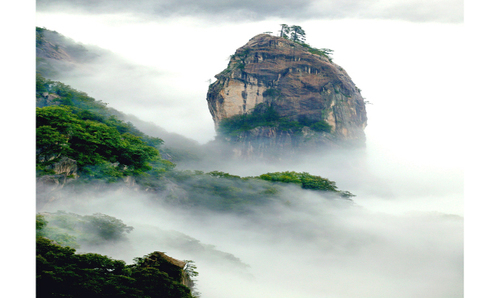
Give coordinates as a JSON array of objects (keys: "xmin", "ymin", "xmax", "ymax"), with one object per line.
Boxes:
[
  {"xmin": 137, "ymin": 251, "xmax": 195, "ymax": 289},
  {"xmin": 206, "ymin": 34, "xmax": 367, "ymax": 157}
]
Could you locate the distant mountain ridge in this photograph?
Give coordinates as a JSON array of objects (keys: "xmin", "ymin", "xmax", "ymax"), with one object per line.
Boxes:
[{"xmin": 36, "ymin": 27, "xmax": 100, "ymax": 77}]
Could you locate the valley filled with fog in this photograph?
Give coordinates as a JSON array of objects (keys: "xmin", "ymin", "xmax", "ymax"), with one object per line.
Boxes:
[{"xmin": 39, "ymin": 142, "xmax": 463, "ymax": 298}]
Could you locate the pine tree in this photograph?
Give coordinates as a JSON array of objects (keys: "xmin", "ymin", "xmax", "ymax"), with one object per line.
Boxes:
[
  {"xmin": 290, "ymin": 25, "xmax": 306, "ymax": 43},
  {"xmin": 279, "ymin": 24, "xmax": 290, "ymax": 38}
]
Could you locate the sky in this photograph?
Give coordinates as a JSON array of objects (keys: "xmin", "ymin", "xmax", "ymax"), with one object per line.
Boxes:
[{"xmin": 6, "ymin": 0, "xmax": 500, "ymax": 296}]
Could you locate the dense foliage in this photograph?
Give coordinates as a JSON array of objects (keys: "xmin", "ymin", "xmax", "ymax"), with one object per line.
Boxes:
[
  {"xmin": 217, "ymin": 103, "xmax": 332, "ymax": 137},
  {"xmin": 36, "ymin": 214, "xmax": 196, "ymax": 298},
  {"xmin": 36, "ymin": 105, "xmax": 160, "ymax": 177},
  {"xmin": 36, "ymin": 237, "xmax": 194, "ymax": 298},
  {"xmin": 36, "ymin": 75, "xmax": 174, "ymax": 180}
]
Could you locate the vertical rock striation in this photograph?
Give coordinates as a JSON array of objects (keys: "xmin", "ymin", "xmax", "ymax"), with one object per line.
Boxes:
[{"xmin": 206, "ymin": 34, "xmax": 367, "ymax": 158}]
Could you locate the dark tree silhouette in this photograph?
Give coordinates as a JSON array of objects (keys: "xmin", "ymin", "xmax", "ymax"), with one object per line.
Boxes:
[
  {"xmin": 279, "ymin": 24, "xmax": 290, "ymax": 38},
  {"xmin": 290, "ymin": 25, "xmax": 306, "ymax": 43}
]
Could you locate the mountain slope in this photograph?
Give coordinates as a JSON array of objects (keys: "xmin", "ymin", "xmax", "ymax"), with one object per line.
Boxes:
[{"xmin": 36, "ymin": 27, "xmax": 100, "ymax": 78}]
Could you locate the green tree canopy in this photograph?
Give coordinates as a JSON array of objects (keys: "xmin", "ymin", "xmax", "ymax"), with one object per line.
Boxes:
[
  {"xmin": 279, "ymin": 24, "xmax": 290, "ymax": 38},
  {"xmin": 36, "ymin": 105, "xmax": 160, "ymax": 177},
  {"xmin": 36, "ymin": 237, "xmax": 194, "ymax": 298},
  {"xmin": 290, "ymin": 25, "xmax": 306, "ymax": 43}
]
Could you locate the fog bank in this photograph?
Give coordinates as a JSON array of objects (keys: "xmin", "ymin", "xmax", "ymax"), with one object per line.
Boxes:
[{"xmin": 39, "ymin": 176, "xmax": 463, "ymax": 298}]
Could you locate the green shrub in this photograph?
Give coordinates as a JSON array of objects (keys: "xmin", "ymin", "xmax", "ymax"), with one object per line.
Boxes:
[
  {"xmin": 262, "ymin": 88, "xmax": 281, "ymax": 98},
  {"xmin": 218, "ymin": 104, "xmax": 332, "ymax": 136},
  {"xmin": 310, "ymin": 120, "xmax": 332, "ymax": 132},
  {"xmin": 257, "ymin": 171, "xmax": 342, "ymax": 192}
]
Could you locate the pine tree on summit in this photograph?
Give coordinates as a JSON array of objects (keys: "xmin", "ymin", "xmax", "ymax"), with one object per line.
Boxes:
[
  {"xmin": 278, "ymin": 24, "xmax": 306, "ymax": 43},
  {"xmin": 290, "ymin": 25, "xmax": 306, "ymax": 43},
  {"xmin": 279, "ymin": 24, "xmax": 290, "ymax": 38}
]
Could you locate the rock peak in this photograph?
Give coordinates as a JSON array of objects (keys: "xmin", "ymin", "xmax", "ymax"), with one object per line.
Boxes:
[{"xmin": 206, "ymin": 33, "xmax": 367, "ymax": 158}]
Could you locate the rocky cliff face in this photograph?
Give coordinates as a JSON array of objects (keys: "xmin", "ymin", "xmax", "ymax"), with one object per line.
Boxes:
[{"xmin": 206, "ymin": 34, "xmax": 367, "ymax": 157}]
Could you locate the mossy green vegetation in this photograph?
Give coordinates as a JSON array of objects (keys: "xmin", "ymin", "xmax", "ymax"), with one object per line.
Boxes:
[
  {"xmin": 262, "ymin": 88, "xmax": 281, "ymax": 99},
  {"xmin": 218, "ymin": 103, "xmax": 332, "ymax": 137},
  {"xmin": 257, "ymin": 171, "xmax": 354, "ymax": 198}
]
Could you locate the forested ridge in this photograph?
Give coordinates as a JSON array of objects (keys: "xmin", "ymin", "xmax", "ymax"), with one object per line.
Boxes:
[{"xmin": 37, "ymin": 214, "xmax": 197, "ymax": 298}]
